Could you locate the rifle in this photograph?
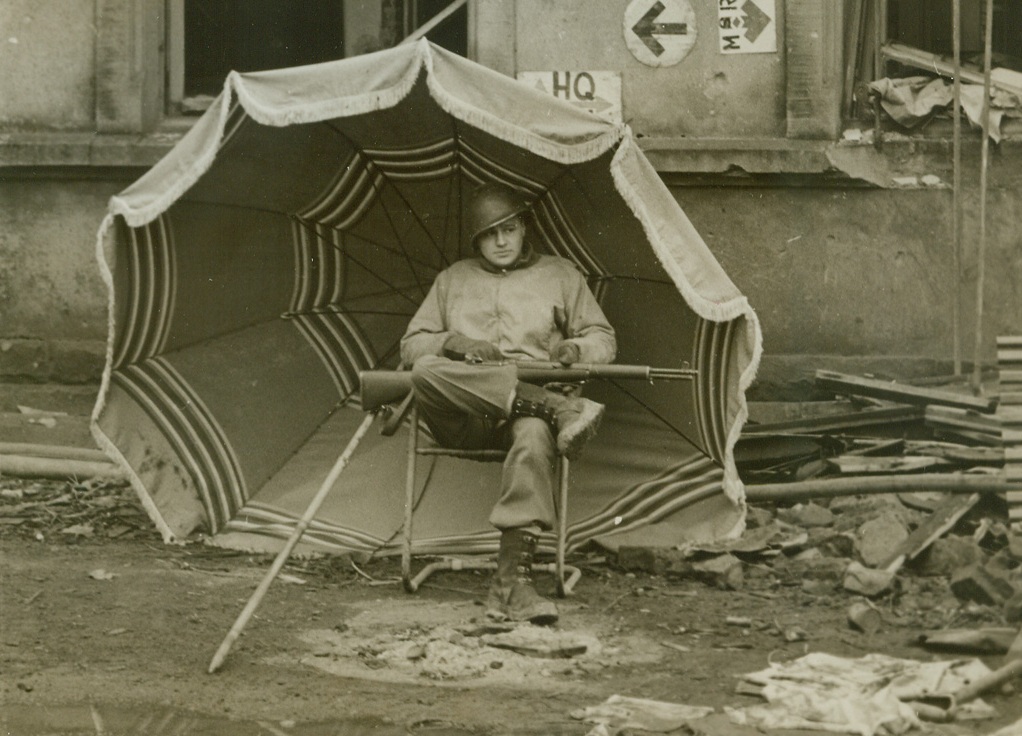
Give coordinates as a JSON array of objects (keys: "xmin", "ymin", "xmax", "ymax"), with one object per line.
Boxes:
[{"xmin": 359, "ymin": 361, "xmax": 697, "ymax": 412}]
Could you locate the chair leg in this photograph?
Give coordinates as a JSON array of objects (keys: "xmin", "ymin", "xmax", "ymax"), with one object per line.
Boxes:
[
  {"xmin": 401, "ymin": 405, "xmax": 418, "ymax": 593},
  {"xmin": 402, "ymin": 405, "xmax": 581, "ymax": 597},
  {"xmin": 556, "ymin": 456, "xmax": 570, "ymax": 597}
]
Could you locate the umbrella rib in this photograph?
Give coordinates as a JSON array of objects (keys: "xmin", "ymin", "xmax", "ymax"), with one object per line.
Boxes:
[
  {"xmin": 378, "ymin": 169, "xmax": 455, "ymax": 271},
  {"xmin": 319, "ymin": 120, "xmax": 453, "ymax": 295},
  {"xmin": 295, "ymin": 223, "xmax": 439, "ymax": 311},
  {"xmin": 313, "ymin": 222, "xmax": 441, "ymax": 276},
  {"xmin": 607, "ymin": 380, "xmax": 713, "ymax": 461}
]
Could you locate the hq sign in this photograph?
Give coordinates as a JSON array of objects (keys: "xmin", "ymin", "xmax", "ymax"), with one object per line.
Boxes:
[{"xmin": 517, "ymin": 71, "xmax": 623, "ymax": 124}]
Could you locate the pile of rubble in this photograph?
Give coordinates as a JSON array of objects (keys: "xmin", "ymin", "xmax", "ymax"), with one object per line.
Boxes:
[{"xmin": 615, "ymin": 347, "xmax": 1022, "ymax": 729}]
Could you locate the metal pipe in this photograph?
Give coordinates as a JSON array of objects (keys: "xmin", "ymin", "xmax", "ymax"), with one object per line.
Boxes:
[
  {"xmin": 972, "ymin": 0, "xmax": 994, "ymax": 392},
  {"xmin": 952, "ymin": 0, "xmax": 962, "ymax": 375}
]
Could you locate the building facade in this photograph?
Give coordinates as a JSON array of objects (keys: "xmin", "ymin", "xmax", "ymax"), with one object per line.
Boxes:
[{"xmin": 2, "ymin": 0, "xmax": 1020, "ymax": 398}]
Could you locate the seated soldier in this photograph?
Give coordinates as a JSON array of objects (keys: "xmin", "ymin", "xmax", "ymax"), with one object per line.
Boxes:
[{"xmin": 400, "ymin": 182, "xmax": 617, "ymax": 625}]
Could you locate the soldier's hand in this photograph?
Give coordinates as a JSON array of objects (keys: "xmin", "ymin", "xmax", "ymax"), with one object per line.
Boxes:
[
  {"xmin": 552, "ymin": 342, "xmax": 581, "ymax": 366},
  {"xmin": 443, "ymin": 334, "xmax": 503, "ymax": 362}
]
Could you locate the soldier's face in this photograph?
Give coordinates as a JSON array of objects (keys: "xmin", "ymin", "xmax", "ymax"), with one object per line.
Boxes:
[{"xmin": 477, "ymin": 217, "xmax": 525, "ymax": 269}]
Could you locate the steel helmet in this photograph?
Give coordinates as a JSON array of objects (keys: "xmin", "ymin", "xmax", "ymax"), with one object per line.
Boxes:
[{"xmin": 466, "ymin": 183, "xmax": 528, "ymax": 247}]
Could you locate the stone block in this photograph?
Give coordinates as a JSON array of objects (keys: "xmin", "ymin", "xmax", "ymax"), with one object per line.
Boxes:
[
  {"xmin": 856, "ymin": 516, "xmax": 910, "ymax": 568},
  {"xmin": 616, "ymin": 547, "xmax": 743, "ymax": 588},
  {"xmin": 808, "ymin": 529, "xmax": 857, "ymax": 558},
  {"xmin": 909, "ymin": 535, "xmax": 986, "ymax": 577},
  {"xmin": 843, "ymin": 561, "xmax": 896, "ymax": 597},
  {"xmin": 950, "ymin": 563, "xmax": 1019, "ymax": 606},
  {"xmin": 688, "ymin": 554, "xmax": 744, "ymax": 590},
  {"xmin": 779, "ymin": 502, "xmax": 835, "ymax": 528},
  {"xmin": 617, "ymin": 546, "xmax": 659, "ymax": 574}
]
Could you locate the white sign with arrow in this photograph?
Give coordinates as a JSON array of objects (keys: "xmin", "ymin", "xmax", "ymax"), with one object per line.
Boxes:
[
  {"xmin": 718, "ymin": 0, "xmax": 776, "ymax": 54},
  {"xmin": 624, "ymin": 0, "xmax": 697, "ymax": 68}
]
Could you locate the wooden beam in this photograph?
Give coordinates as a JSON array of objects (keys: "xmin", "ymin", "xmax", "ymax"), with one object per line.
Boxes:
[
  {"xmin": 815, "ymin": 370, "xmax": 996, "ymax": 413},
  {"xmin": 744, "ymin": 473, "xmax": 1016, "ymax": 503},
  {"xmin": 742, "ymin": 405, "xmax": 922, "ymax": 435},
  {"xmin": 881, "ymin": 42, "xmax": 1022, "ymax": 97}
]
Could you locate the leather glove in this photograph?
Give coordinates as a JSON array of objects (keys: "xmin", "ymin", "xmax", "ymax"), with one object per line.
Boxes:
[
  {"xmin": 551, "ymin": 341, "xmax": 581, "ymax": 366},
  {"xmin": 443, "ymin": 334, "xmax": 503, "ymax": 362}
]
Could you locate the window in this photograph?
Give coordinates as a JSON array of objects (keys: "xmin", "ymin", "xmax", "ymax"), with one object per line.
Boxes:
[
  {"xmin": 166, "ymin": 0, "xmax": 469, "ymax": 116},
  {"xmin": 887, "ymin": 0, "xmax": 1021, "ymax": 71},
  {"xmin": 846, "ymin": 0, "xmax": 1022, "ymax": 127}
]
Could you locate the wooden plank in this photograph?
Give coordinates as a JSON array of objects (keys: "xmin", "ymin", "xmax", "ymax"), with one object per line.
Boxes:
[
  {"xmin": 997, "ymin": 407, "xmax": 1022, "ymax": 423},
  {"xmin": 993, "ymin": 408, "xmax": 1021, "ymax": 425},
  {"xmin": 883, "ymin": 42, "xmax": 1022, "ymax": 97},
  {"xmin": 1008, "ymin": 494, "xmax": 1022, "ymax": 521},
  {"xmin": 815, "ymin": 370, "xmax": 997, "ymax": 413},
  {"xmin": 828, "ymin": 455, "xmax": 952, "ymax": 475},
  {"xmin": 996, "ymin": 335, "xmax": 1022, "ymax": 349},
  {"xmin": 1002, "ymin": 429, "xmax": 1022, "ymax": 444},
  {"xmin": 742, "ymin": 405, "xmax": 923, "ymax": 435},
  {"xmin": 925, "ymin": 405, "xmax": 1001, "ymax": 433},
  {"xmin": 909, "ymin": 443, "xmax": 1004, "ymax": 466},
  {"xmin": 881, "ymin": 493, "xmax": 981, "ymax": 571},
  {"xmin": 997, "ymin": 349, "xmax": 1022, "ymax": 363},
  {"xmin": 933, "ymin": 429, "xmax": 1003, "ymax": 448}
]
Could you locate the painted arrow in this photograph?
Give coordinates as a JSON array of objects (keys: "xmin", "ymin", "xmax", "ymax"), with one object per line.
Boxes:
[
  {"xmin": 741, "ymin": 0, "xmax": 771, "ymax": 44},
  {"xmin": 632, "ymin": 1, "xmax": 688, "ymax": 57}
]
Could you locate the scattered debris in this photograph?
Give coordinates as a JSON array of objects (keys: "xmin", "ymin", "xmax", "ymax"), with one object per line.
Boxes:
[
  {"xmin": 571, "ymin": 695, "xmax": 713, "ymax": 733},
  {"xmin": 847, "ymin": 600, "xmax": 883, "ymax": 634},
  {"xmin": 729, "ymin": 652, "xmax": 997, "ymax": 735},
  {"xmin": 0, "ymin": 476, "xmax": 149, "ymax": 543},
  {"xmin": 918, "ymin": 627, "xmax": 1018, "ymax": 654}
]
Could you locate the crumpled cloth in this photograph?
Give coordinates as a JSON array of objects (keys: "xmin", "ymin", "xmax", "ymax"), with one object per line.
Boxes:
[
  {"xmin": 572, "ymin": 695, "xmax": 714, "ymax": 733},
  {"xmin": 868, "ymin": 75, "xmax": 1020, "ymax": 142},
  {"xmin": 726, "ymin": 652, "xmax": 994, "ymax": 736}
]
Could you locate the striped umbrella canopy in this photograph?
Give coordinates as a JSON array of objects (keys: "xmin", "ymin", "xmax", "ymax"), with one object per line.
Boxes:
[{"xmin": 92, "ymin": 40, "xmax": 762, "ymax": 556}]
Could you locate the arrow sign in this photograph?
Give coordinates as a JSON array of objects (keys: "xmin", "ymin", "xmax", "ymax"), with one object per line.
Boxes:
[
  {"xmin": 632, "ymin": 1, "xmax": 688, "ymax": 56},
  {"xmin": 624, "ymin": 0, "xmax": 697, "ymax": 67},
  {"xmin": 742, "ymin": 0, "xmax": 770, "ymax": 44}
]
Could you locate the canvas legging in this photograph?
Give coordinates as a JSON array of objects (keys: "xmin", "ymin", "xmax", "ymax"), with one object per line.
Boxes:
[{"xmin": 409, "ymin": 355, "xmax": 557, "ymax": 535}]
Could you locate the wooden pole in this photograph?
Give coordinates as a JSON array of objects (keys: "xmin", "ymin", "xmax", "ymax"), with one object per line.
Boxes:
[
  {"xmin": 744, "ymin": 473, "xmax": 1016, "ymax": 504},
  {"xmin": 951, "ymin": 0, "xmax": 962, "ymax": 375},
  {"xmin": 207, "ymin": 411, "xmax": 376, "ymax": 674},
  {"xmin": 954, "ymin": 651, "xmax": 1022, "ymax": 704},
  {"xmin": 971, "ymin": 0, "xmax": 994, "ymax": 392},
  {"xmin": 0, "ymin": 454, "xmax": 126, "ymax": 482}
]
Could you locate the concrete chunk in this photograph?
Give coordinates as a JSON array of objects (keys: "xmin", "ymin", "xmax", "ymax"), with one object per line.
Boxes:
[
  {"xmin": 856, "ymin": 516, "xmax": 909, "ymax": 568},
  {"xmin": 950, "ymin": 563, "xmax": 1018, "ymax": 606},
  {"xmin": 843, "ymin": 561, "xmax": 896, "ymax": 597}
]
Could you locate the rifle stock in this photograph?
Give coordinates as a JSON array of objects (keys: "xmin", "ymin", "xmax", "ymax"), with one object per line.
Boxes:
[{"xmin": 359, "ymin": 361, "xmax": 696, "ymax": 411}]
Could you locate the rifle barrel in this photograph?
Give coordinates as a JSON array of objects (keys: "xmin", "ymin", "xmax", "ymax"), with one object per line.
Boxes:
[{"xmin": 359, "ymin": 362, "xmax": 697, "ymax": 411}]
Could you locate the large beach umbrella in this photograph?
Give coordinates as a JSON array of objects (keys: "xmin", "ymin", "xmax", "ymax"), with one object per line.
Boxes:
[{"xmin": 92, "ymin": 40, "xmax": 761, "ymax": 557}]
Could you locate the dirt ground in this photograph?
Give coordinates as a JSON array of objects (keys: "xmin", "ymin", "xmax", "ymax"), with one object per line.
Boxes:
[{"xmin": 2, "ymin": 471, "xmax": 1022, "ymax": 736}]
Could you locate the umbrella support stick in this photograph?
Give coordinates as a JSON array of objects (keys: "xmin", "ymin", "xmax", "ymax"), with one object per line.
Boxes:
[{"xmin": 207, "ymin": 411, "xmax": 377, "ymax": 674}]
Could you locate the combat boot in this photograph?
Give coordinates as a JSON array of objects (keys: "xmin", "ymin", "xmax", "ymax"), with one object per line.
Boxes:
[
  {"xmin": 510, "ymin": 381, "xmax": 604, "ymax": 460},
  {"xmin": 486, "ymin": 528, "xmax": 558, "ymax": 625}
]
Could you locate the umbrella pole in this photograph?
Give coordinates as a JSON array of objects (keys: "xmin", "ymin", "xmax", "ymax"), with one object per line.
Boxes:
[{"xmin": 207, "ymin": 411, "xmax": 377, "ymax": 674}]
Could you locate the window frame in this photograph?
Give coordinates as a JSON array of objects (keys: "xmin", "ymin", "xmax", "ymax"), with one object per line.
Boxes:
[{"xmin": 164, "ymin": 0, "xmax": 471, "ymax": 118}]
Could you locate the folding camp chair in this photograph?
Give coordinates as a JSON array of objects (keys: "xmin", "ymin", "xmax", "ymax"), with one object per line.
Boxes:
[{"xmin": 400, "ymin": 400, "xmax": 581, "ymax": 597}]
